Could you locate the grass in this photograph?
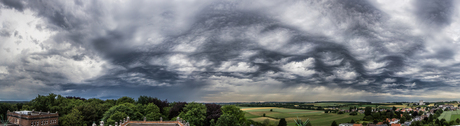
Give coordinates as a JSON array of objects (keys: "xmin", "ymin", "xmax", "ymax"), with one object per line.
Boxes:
[
  {"xmin": 438, "ymin": 110, "xmax": 460, "ymax": 121},
  {"xmin": 241, "ymin": 107, "xmax": 364, "ymax": 126},
  {"xmin": 451, "ymin": 114, "xmax": 460, "ymax": 122}
]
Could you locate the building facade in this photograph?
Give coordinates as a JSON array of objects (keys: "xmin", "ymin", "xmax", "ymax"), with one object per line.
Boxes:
[
  {"xmin": 419, "ymin": 100, "xmax": 424, "ymax": 105},
  {"xmin": 7, "ymin": 110, "xmax": 59, "ymax": 126}
]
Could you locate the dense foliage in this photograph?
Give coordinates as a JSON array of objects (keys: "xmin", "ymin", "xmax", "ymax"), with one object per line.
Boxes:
[{"xmin": 0, "ymin": 94, "xmax": 275, "ymax": 126}]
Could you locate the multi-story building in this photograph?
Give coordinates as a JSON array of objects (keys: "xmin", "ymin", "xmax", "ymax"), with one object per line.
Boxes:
[
  {"xmin": 419, "ymin": 100, "xmax": 424, "ymax": 105},
  {"xmin": 7, "ymin": 110, "xmax": 58, "ymax": 126}
]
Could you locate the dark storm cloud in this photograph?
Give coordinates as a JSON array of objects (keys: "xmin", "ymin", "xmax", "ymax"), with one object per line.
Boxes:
[
  {"xmin": 0, "ymin": 0, "xmax": 24, "ymax": 12},
  {"xmin": 415, "ymin": 0, "xmax": 454, "ymax": 28},
  {"xmin": 1, "ymin": 0, "xmax": 460, "ymax": 101}
]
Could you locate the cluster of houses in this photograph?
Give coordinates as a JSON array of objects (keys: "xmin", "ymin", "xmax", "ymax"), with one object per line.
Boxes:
[
  {"xmin": 338, "ymin": 118, "xmax": 401, "ymax": 126},
  {"xmin": 338, "ymin": 103, "xmax": 459, "ymax": 126}
]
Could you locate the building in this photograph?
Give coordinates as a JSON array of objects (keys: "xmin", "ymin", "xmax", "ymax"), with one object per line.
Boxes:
[
  {"xmin": 419, "ymin": 100, "xmax": 424, "ymax": 105},
  {"xmin": 92, "ymin": 116, "xmax": 189, "ymax": 126},
  {"xmin": 7, "ymin": 110, "xmax": 58, "ymax": 126},
  {"xmin": 339, "ymin": 123, "xmax": 354, "ymax": 126}
]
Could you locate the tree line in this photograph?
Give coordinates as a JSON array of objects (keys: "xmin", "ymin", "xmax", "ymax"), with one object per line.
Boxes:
[{"xmin": 0, "ymin": 94, "xmax": 266, "ymax": 126}]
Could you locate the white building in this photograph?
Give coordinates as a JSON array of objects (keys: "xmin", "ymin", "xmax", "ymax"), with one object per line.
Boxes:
[{"xmin": 419, "ymin": 100, "xmax": 424, "ymax": 105}]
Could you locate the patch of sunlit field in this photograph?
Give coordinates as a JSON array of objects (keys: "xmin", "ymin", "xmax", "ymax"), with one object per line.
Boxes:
[
  {"xmin": 438, "ymin": 110, "xmax": 460, "ymax": 121},
  {"xmin": 241, "ymin": 107, "xmax": 364, "ymax": 126},
  {"xmin": 380, "ymin": 104, "xmax": 407, "ymax": 108}
]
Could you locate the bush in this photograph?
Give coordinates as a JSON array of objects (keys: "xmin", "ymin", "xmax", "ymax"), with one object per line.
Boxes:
[
  {"xmin": 337, "ymin": 111, "xmax": 344, "ymax": 114},
  {"xmin": 349, "ymin": 112, "xmax": 357, "ymax": 115}
]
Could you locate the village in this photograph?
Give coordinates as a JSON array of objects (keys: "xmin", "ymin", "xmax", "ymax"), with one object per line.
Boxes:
[{"xmin": 335, "ymin": 101, "xmax": 458, "ymax": 126}]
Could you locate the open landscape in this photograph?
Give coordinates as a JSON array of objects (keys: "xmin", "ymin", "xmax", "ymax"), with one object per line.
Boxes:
[
  {"xmin": 438, "ymin": 110, "xmax": 460, "ymax": 122},
  {"xmin": 241, "ymin": 107, "xmax": 364, "ymax": 126},
  {"xmin": 3, "ymin": 0, "xmax": 460, "ymax": 126}
]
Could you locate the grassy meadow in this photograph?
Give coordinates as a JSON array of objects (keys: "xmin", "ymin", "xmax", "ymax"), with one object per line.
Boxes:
[
  {"xmin": 439, "ymin": 110, "xmax": 460, "ymax": 121},
  {"xmin": 241, "ymin": 107, "xmax": 364, "ymax": 126}
]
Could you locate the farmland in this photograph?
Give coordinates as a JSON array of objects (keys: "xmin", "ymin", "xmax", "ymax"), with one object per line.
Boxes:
[
  {"xmin": 241, "ymin": 107, "xmax": 364, "ymax": 126},
  {"xmin": 439, "ymin": 110, "xmax": 460, "ymax": 121}
]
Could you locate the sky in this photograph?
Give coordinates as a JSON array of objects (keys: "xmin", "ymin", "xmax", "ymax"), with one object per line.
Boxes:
[{"xmin": 1, "ymin": 0, "xmax": 460, "ymax": 102}]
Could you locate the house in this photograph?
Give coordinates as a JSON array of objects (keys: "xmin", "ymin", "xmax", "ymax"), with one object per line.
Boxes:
[
  {"xmin": 92, "ymin": 116, "xmax": 189, "ymax": 126},
  {"xmin": 386, "ymin": 118, "xmax": 399, "ymax": 124},
  {"xmin": 390, "ymin": 124, "xmax": 401, "ymax": 126},
  {"xmin": 339, "ymin": 123, "xmax": 354, "ymax": 126},
  {"xmin": 404, "ymin": 121, "xmax": 412, "ymax": 126},
  {"xmin": 353, "ymin": 124, "xmax": 363, "ymax": 126},
  {"xmin": 414, "ymin": 116, "xmax": 422, "ymax": 121},
  {"xmin": 6, "ymin": 110, "xmax": 59, "ymax": 126}
]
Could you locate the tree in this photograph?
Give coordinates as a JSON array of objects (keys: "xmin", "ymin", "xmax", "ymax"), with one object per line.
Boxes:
[
  {"xmin": 107, "ymin": 111, "xmax": 127, "ymax": 125},
  {"xmin": 136, "ymin": 96, "xmax": 169, "ymax": 115},
  {"xmin": 362, "ymin": 122, "xmax": 368, "ymax": 126},
  {"xmin": 364, "ymin": 115, "xmax": 373, "ymax": 121},
  {"xmin": 221, "ymin": 105, "xmax": 246, "ymax": 125},
  {"xmin": 270, "ymin": 109, "xmax": 273, "ymax": 112},
  {"xmin": 205, "ymin": 104, "xmax": 222, "ymax": 126},
  {"xmin": 393, "ymin": 106, "xmax": 397, "ymax": 111},
  {"xmin": 75, "ymin": 102, "xmax": 106, "ymax": 126},
  {"xmin": 263, "ymin": 119, "xmax": 271, "ymax": 126},
  {"xmin": 144, "ymin": 103, "xmax": 161, "ymax": 121},
  {"xmin": 168, "ymin": 102, "xmax": 187, "ymax": 120},
  {"xmin": 116, "ymin": 96, "xmax": 135, "ymax": 105},
  {"xmin": 263, "ymin": 113, "xmax": 266, "ymax": 117},
  {"xmin": 412, "ymin": 111, "xmax": 418, "ymax": 117},
  {"xmin": 278, "ymin": 118, "xmax": 287, "ymax": 126},
  {"xmin": 435, "ymin": 119, "xmax": 440, "ymax": 125},
  {"xmin": 216, "ymin": 113, "xmax": 240, "ymax": 126},
  {"xmin": 331, "ymin": 121, "xmax": 338, "ymax": 126},
  {"xmin": 59, "ymin": 108, "xmax": 85, "ymax": 126},
  {"xmin": 400, "ymin": 116, "xmax": 406, "ymax": 123},
  {"xmin": 365, "ymin": 106, "xmax": 372, "ymax": 116},
  {"xmin": 179, "ymin": 102, "xmax": 207, "ymax": 126},
  {"xmin": 429, "ymin": 115, "xmax": 434, "ymax": 123},
  {"xmin": 325, "ymin": 110, "xmax": 328, "ymax": 113},
  {"xmin": 102, "ymin": 103, "xmax": 136, "ymax": 125},
  {"xmin": 372, "ymin": 112, "xmax": 380, "ymax": 119},
  {"xmin": 350, "ymin": 119, "xmax": 355, "ymax": 123},
  {"xmin": 456, "ymin": 118, "xmax": 460, "ymax": 124}
]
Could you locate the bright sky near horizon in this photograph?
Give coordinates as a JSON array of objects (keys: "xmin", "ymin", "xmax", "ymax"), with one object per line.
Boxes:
[{"xmin": 1, "ymin": 0, "xmax": 460, "ymax": 102}]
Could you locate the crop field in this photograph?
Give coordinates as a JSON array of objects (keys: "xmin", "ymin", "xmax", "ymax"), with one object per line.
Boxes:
[
  {"xmin": 379, "ymin": 104, "xmax": 407, "ymax": 109},
  {"xmin": 438, "ymin": 110, "xmax": 460, "ymax": 121},
  {"xmin": 241, "ymin": 107, "xmax": 364, "ymax": 126},
  {"xmin": 451, "ymin": 114, "xmax": 460, "ymax": 121}
]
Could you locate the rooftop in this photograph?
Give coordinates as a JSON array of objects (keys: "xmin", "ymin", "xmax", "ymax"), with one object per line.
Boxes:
[{"xmin": 8, "ymin": 110, "xmax": 58, "ymax": 116}]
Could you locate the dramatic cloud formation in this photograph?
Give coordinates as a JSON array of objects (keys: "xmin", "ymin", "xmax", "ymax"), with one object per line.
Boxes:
[{"xmin": 1, "ymin": 0, "xmax": 460, "ymax": 102}]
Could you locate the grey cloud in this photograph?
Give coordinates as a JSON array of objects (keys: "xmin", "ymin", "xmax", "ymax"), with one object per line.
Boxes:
[
  {"xmin": 0, "ymin": 0, "xmax": 24, "ymax": 12},
  {"xmin": 414, "ymin": 0, "xmax": 454, "ymax": 28},
  {"xmin": 1, "ymin": 0, "xmax": 460, "ymax": 101}
]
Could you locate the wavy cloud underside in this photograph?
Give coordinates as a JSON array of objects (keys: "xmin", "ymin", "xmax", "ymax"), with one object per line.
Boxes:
[{"xmin": 1, "ymin": 0, "xmax": 460, "ymax": 102}]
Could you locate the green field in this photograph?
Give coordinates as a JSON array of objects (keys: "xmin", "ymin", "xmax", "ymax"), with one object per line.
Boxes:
[
  {"xmin": 451, "ymin": 114, "xmax": 460, "ymax": 121},
  {"xmin": 438, "ymin": 110, "xmax": 460, "ymax": 121},
  {"xmin": 241, "ymin": 107, "xmax": 364, "ymax": 126}
]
